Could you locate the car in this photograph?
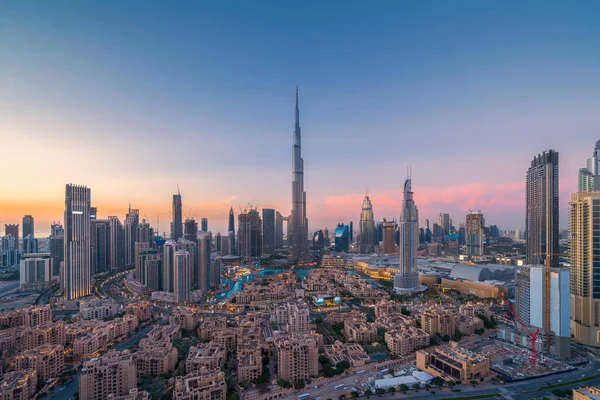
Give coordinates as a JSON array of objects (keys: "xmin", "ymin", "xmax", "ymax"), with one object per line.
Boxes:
[
  {"xmin": 558, "ymin": 380, "xmax": 563, "ymax": 383},
  {"xmin": 60, "ymin": 387, "xmax": 65, "ymax": 391}
]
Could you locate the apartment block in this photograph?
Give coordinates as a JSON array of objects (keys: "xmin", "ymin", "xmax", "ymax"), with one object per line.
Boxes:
[
  {"xmin": 173, "ymin": 368, "xmax": 227, "ymax": 400},
  {"xmin": 374, "ymin": 299, "xmax": 404, "ymax": 317},
  {"xmin": 80, "ymin": 299, "xmax": 121, "ymax": 320},
  {"xmin": 323, "ymin": 341, "xmax": 370, "ymax": 367},
  {"xmin": 135, "ymin": 343, "xmax": 178, "ymax": 378},
  {"xmin": 0, "ymin": 369, "xmax": 38, "ymax": 400},
  {"xmin": 385, "ymin": 327, "xmax": 430, "ymax": 356},
  {"xmin": 170, "ymin": 308, "xmax": 201, "ymax": 331},
  {"xmin": 421, "ymin": 307, "xmax": 456, "ymax": 337},
  {"xmin": 455, "ymin": 314, "xmax": 484, "ymax": 336},
  {"xmin": 186, "ymin": 343, "xmax": 227, "ymax": 372},
  {"xmin": 15, "ymin": 344, "xmax": 64, "ymax": 380},
  {"xmin": 344, "ymin": 318, "xmax": 377, "ymax": 344},
  {"xmin": 197, "ymin": 316, "xmax": 227, "ymax": 342},
  {"xmin": 275, "ymin": 333, "xmax": 319, "ymax": 382},
  {"xmin": 125, "ymin": 302, "xmax": 152, "ymax": 322},
  {"xmin": 79, "ymin": 350, "xmax": 137, "ymax": 400}
]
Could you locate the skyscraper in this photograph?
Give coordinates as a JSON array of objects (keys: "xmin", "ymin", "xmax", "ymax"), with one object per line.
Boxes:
[
  {"xmin": 359, "ymin": 196, "xmax": 376, "ymax": 253},
  {"xmin": 382, "ymin": 219, "xmax": 396, "ymax": 254},
  {"xmin": 526, "ymin": 150, "xmax": 559, "ymax": 266},
  {"xmin": 91, "ymin": 220, "xmax": 110, "ymax": 275},
  {"xmin": 465, "ymin": 211, "xmax": 485, "ymax": 257},
  {"xmin": 334, "ymin": 224, "xmax": 349, "ymax": 252},
  {"xmin": 579, "ymin": 140, "xmax": 600, "ymax": 192},
  {"xmin": 262, "ymin": 209, "xmax": 275, "ymax": 255},
  {"xmin": 184, "ymin": 218, "xmax": 198, "ymax": 242},
  {"xmin": 163, "ymin": 241, "xmax": 178, "ymax": 293},
  {"xmin": 171, "ymin": 193, "xmax": 183, "ymax": 241},
  {"xmin": 275, "ymin": 211, "xmax": 284, "ymax": 250},
  {"xmin": 136, "ymin": 219, "xmax": 153, "ymax": 244},
  {"xmin": 108, "ymin": 216, "xmax": 125, "ymax": 272},
  {"xmin": 395, "ymin": 178, "xmax": 419, "ymax": 293},
  {"xmin": 441, "ymin": 213, "xmax": 450, "ymax": 235},
  {"xmin": 62, "ymin": 184, "xmax": 92, "ymax": 300},
  {"xmin": 124, "ymin": 207, "xmax": 139, "ymax": 267},
  {"xmin": 290, "ymin": 87, "xmax": 309, "ymax": 258},
  {"xmin": 570, "ymin": 192, "xmax": 600, "ymax": 347},
  {"xmin": 22, "ymin": 215, "xmax": 34, "ymax": 239},
  {"xmin": 201, "ymin": 218, "xmax": 208, "ymax": 232},
  {"xmin": 237, "ymin": 209, "xmax": 262, "ymax": 259},
  {"xmin": 173, "ymin": 250, "xmax": 191, "ymax": 303},
  {"xmin": 198, "ymin": 233, "xmax": 212, "ymax": 293},
  {"xmin": 5, "ymin": 224, "xmax": 19, "ymax": 252},
  {"xmin": 228, "ymin": 207, "xmax": 236, "ymax": 255}
]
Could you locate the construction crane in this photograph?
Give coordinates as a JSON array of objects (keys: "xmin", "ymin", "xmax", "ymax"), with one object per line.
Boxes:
[{"xmin": 506, "ymin": 302, "xmax": 540, "ymax": 368}]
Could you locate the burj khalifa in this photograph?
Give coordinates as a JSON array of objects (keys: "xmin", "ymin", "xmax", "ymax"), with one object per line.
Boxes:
[{"xmin": 290, "ymin": 87, "xmax": 309, "ymax": 258}]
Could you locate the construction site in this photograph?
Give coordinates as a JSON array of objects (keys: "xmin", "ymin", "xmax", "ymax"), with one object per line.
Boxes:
[{"xmin": 466, "ymin": 339, "xmax": 573, "ymax": 380}]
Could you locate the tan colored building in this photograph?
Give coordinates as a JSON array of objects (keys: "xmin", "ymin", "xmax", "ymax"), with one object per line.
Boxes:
[
  {"xmin": 384, "ymin": 327, "xmax": 430, "ymax": 356},
  {"xmin": 173, "ymin": 368, "xmax": 227, "ymax": 400},
  {"xmin": 0, "ymin": 369, "xmax": 38, "ymax": 400},
  {"xmin": 186, "ymin": 343, "xmax": 227, "ymax": 372},
  {"xmin": 73, "ymin": 315, "xmax": 139, "ymax": 358},
  {"xmin": 79, "ymin": 350, "xmax": 137, "ymax": 400},
  {"xmin": 23, "ymin": 305, "xmax": 53, "ymax": 327},
  {"xmin": 136, "ymin": 343, "xmax": 178, "ymax": 377},
  {"xmin": 125, "ymin": 302, "xmax": 152, "ymax": 322},
  {"xmin": 169, "ymin": 308, "xmax": 200, "ymax": 331},
  {"xmin": 440, "ymin": 278, "xmax": 508, "ymax": 299},
  {"xmin": 416, "ymin": 342, "xmax": 490, "ymax": 384},
  {"xmin": 15, "ymin": 344, "xmax": 64, "ymax": 380},
  {"xmin": 139, "ymin": 324, "xmax": 181, "ymax": 348},
  {"xmin": 374, "ymin": 299, "xmax": 404, "ymax": 318},
  {"xmin": 326, "ymin": 310, "xmax": 365, "ymax": 325},
  {"xmin": 344, "ymin": 318, "xmax": 377, "ymax": 344},
  {"xmin": 237, "ymin": 352, "xmax": 262, "ymax": 383},
  {"xmin": 198, "ymin": 316, "xmax": 227, "ymax": 342},
  {"xmin": 212, "ymin": 330, "xmax": 237, "ymax": 352},
  {"xmin": 323, "ymin": 341, "xmax": 370, "ymax": 367},
  {"xmin": 459, "ymin": 303, "xmax": 491, "ymax": 319},
  {"xmin": 275, "ymin": 333, "xmax": 319, "ymax": 382},
  {"xmin": 574, "ymin": 386, "xmax": 600, "ymax": 400},
  {"xmin": 421, "ymin": 307, "xmax": 456, "ymax": 337},
  {"xmin": 455, "ymin": 314, "xmax": 484, "ymax": 336},
  {"xmin": 382, "ymin": 220, "xmax": 396, "ymax": 254},
  {"xmin": 107, "ymin": 388, "xmax": 150, "ymax": 400}
]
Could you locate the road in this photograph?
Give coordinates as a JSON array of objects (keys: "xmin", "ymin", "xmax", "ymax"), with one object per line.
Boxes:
[
  {"xmin": 283, "ymin": 360, "xmax": 600, "ymax": 400},
  {"xmin": 48, "ymin": 376, "xmax": 78, "ymax": 400},
  {"xmin": 0, "ymin": 281, "xmax": 20, "ymax": 297}
]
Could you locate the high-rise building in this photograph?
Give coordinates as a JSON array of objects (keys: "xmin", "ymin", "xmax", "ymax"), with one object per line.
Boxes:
[
  {"xmin": 516, "ymin": 264, "xmax": 570, "ymax": 358},
  {"xmin": 23, "ymin": 234, "xmax": 38, "ymax": 254},
  {"xmin": 349, "ymin": 221, "xmax": 354, "ymax": 243},
  {"xmin": 22, "ymin": 215, "xmax": 34, "ymax": 239},
  {"xmin": 395, "ymin": 178, "xmax": 420, "ymax": 293},
  {"xmin": 466, "ymin": 212, "xmax": 485, "ymax": 257},
  {"xmin": 441, "ymin": 213, "xmax": 450, "ymax": 235},
  {"xmin": 237, "ymin": 209, "xmax": 262, "ymax": 259},
  {"xmin": 90, "ymin": 207, "xmax": 97, "ymax": 220},
  {"xmin": 51, "ymin": 222, "xmax": 64, "ymax": 236},
  {"xmin": 570, "ymin": 192, "xmax": 600, "ymax": 347},
  {"xmin": 382, "ymin": 219, "xmax": 396, "ymax": 254},
  {"xmin": 526, "ymin": 150, "xmax": 559, "ymax": 266},
  {"xmin": 275, "ymin": 333, "xmax": 318, "ymax": 382},
  {"xmin": 49, "ymin": 233, "xmax": 64, "ymax": 278},
  {"xmin": 579, "ymin": 140, "xmax": 600, "ymax": 192},
  {"xmin": 334, "ymin": 224, "xmax": 349, "ymax": 252},
  {"xmin": 201, "ymin": 218, "xmax": 208, "ymax": 233},
  {"xmin": 79, "ymin": 350, "xmax": 137, "ymax": 400},
  {"xmin": 359, "ymin": 196, "xmax": 376, "ymax": 253},
  {"xmin": 184, "ymin": 218, "xmax": 198, "ymax": 242},
  {"xmin": 20, "ymin": 254, "xmax": 51, "ymax": 285},
  {"xmin": 198, "ymin": 233, "xmax": 212, "ymax": 293},
  {"xmin": 4, "ymin": 224, "xmax": 19, "ymax": 252},
  {"xmin": 124, "ymin": 207, "xmax": 139, "ymax": 267},
  {"xmin": 228, "ymin": 207, "xmax": 236, "ymax": 254},
  {"xmin": 91, "ymin": 219, "xmax": 110, "ymax": 275},
  {"xmin": 1, "ymin": 234, "xmax": 18, "ymax": 267},
  {"xmin": 62, "ymin": 184, "xmax": 92, "ymax": 300},
  {"xmin": 136, "ymin": 219, "xmax": 153, "ymax": 244},
  {"xmin": 172, "ymin": 193, "xmax": 183, "ymax": 241},
  {"xmin": 262, "ymin": 209, "xmax": 275, "ymax": 255},
  {"xmin": 163, "ymin": 241, "xmax": 178, "ymax": 293},
  {"xmin": 290, "ymin": 87, "xmax": 309, "ymax": 258},
  {"xmin": 275, "ymin": 211, "xmax": 284, "ymax": 250},
  {"xmin": 174, "ymin": 250, "xmax": 191, "ymax": 303},
  {"xmin": 108, "ymin": 216, "xmax": 125, "ymax": 272}
]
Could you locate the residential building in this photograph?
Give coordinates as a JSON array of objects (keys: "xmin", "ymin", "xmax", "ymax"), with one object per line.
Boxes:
[
  {"xmin": 79, "ymin": 350, "xmax": 137, "ymax": 400},
  {"xmin": 173, "ymin": 368, "xmax": 226, "ymax": 400},
  {"xmin": 19, "ymin": 255, "xmax": 51, "ymax": 286},
  {"xmin": 275, "ymin": 333, "xmax": 318, "ymax": 382},
  {"xmin": 578, "ymin": 140, "xmax": 600, "ymax": 192},
  {"xmin": 172, "ymin": 193, "xmax": 183, "ymax": 241},
  {"xmin": 334, "ymin": 224, "xmax": 349, "ymax": 252},
  {"xmin": 466, "ymin": 211, "xmax": 485, "ymax": 257},
  {"xmin": 108, "ymin": 216, "xmax": 125, "ymax": 271},
  {"xmin": 237, "ymin": 208, "xmax": 262, "ymax": 258},
  {"xmin": 125, "ymin": 302, "xmax": 152, "ymax": 322},
  {"xmin": 385, "ymin": 327, "xmax": 430, "ymax": 356},
  {"xmin": 15, "ymin": 344, "xmax": 64, "ymax": 380},
  {"xmin": 421, "ymin": 307, "xmax": 456, "ymax": 337},
  {"xmin": 124, "ymin": 207, "xmax": 139, "ymax": 268},
  {"xmin": 174, "ymin": 250, "xmax": 191, "ymax": 303},
  {"xmin": 416, "ymin": 342, "xmax": 490, "ymax": 384},
  {"xmin": 0, "ymin": 369, "xmax": 37, "ymax": 400},
  {"xmin": 382, "ymin": 219, "xmax": 396, "ymax": 254},
  {"xmin": 186, "ymin": 343, "xmax": 227, "ymax": 372},
  {"xmin": 91, "ymin": 219, "xmax": 110, "ymax": 275},
  {"xmin": 262, "ymin": 208, "xmax": 275, "ymax": 255}
]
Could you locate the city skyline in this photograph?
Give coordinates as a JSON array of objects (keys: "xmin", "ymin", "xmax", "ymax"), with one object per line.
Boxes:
[{"xmin": 2, "ymin": 2, "xmax": 600, "ymax": 234}]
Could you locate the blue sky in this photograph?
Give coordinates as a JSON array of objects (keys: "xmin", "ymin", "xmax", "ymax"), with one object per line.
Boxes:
[{"xmin": 1, "ymin": 1, "xmax": 599, "ymax": 234}]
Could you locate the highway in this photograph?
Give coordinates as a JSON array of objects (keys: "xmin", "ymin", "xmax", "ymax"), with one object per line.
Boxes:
[{"xmin": 48, "ymin": 376, "xmax": 78, "ymax": 400}]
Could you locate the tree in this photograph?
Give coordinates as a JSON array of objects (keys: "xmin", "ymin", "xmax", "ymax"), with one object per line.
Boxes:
[
  {"xmin": 376, "ymin": 388, "xmax": 385, "ymax": 395},
  {"xmin": 399, "ymin": 384, "xmax": 409, "ymax": 392},
  {"xmin": 412, "ymin": 384, "xmax": 420, "ymax": 390},
  {"xmin": 453, "ymin": 330, "xmax": 463, "ymax": 342},
  {"xmin": 388, "ymin": 387, "xmax": 395, "ymax": 393},
  {"xmin": 351, "ymin": 391, "xmax": 359, "ymax": 398},
  {"xmin": 401, "ymin": 307, "xmax": 410, "ymax": 316},
  {"xmin": 447, "ymin": 381, "xmax": 456, "ymax": 387},
  {"xmin": 442, "ymin": 334, "xmax": 450, "ymax": 342},
  {"xmin": 429, "ymin": 335, "xmax": 440, "ymax": 346},
  {"xmin": 551, "ymin": 389, "xmax": 566, "ymax": 398},
  {"xmin": 365, "ymin": 389, "xmax": 373, "ymax": 396},
  {"xmin": 431, "ymin": 377, "xmax": 444, "ymax": 388}
]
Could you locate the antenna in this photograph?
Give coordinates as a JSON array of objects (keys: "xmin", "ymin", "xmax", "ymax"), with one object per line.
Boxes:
[{"xmin": 177, "ymin": 184, "xmax": 180, "ymax": 196}]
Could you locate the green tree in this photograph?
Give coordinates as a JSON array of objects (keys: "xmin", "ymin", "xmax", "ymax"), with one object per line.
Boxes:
[
  {"xmin": 399, "ymin": 384, "xmax": 409, "ymax": 392},
  {"xmin": 412, "ymin": 384, "xmax": 420, "ymax": 390},
  {"xmin": 388, "ymin": 387, "xmax": 395, "ymax": 393},
  {"xmin": 350, "ymin": 391, "xmax": 359, "ymax": 398},
  {"xmin": 442, "ymin": 334, "xmax": 450, "ymax": 342},
  {"xmin": 375, "ymin": 388, "xmax": 385, "ymax": 395},
  {"xmin": 364, "ymin": 389, "xmax": 372, "ymax": 396},
  {"xmin": 453, "ymin": 329, "xmax": 463, "ymax": 342},
  {"xmin": 551, "ymin": 389, "xmax": 566, "ymax": 398}
]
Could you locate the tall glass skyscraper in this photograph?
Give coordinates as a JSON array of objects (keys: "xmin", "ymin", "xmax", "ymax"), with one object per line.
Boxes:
[
  {"xmin": 395, "ymin": 178, "xmax": 420, "ymax": 293},
  {"xmin": 290, "ymin": 87, "xmax": 309, "ymax": 258},
  {"xmin": 359, "ymin": 196, "xmax": 376, "ymax": 253},
  {"xmin": 171, "ymin": 193, "xmax": 183, "ymax": 241},
  {"xmin": 579, "ymin": 140, "xmax": 600, "ymax": 192},
  {"xmin": 63, "ymin": 184, "xmax": 92, "ymax": 300}
]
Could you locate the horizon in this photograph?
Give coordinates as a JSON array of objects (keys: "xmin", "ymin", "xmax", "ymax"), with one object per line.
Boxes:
[{"xmin": 2, "ymin": 1, "xmax": 600, "ymax": 236}]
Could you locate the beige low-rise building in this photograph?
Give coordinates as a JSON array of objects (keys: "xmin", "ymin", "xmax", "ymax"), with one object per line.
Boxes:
[
  {"xmin": 136, "ymin": 343, "xmax": 178, "ymax": 377},
  {"xmin": 384, "ymin": 327, "xmax": 430, "ymax": 356},
  {"xmin": 125, "ymin": 302, "xmax": 152, "ymax": 322},
  {"xmin": 139, "ymin": 324, "xmax": 181, "ymax": 348},
  {"xmin": 326, "ymin": 310, "xmax": 365, "ymax": 325},
  {"xmin": 15, "ymin": 344, "xmax": 64, "ymax": 380},
  {"xmin": 212, "ymin": 329, "xmax": 237, "ymax": 352},
  {"xmin": 421, "ymin": 307, "xmax": 456, "ymax": 337},
  {"xmin": 440, "ymin": 278, "xmax": 509, "ymax": 299},
  {"xmin": 375, "ymin": 313, "xmax": 415, "ymax": 330},
  {"xmin": 24, "ymin": 322, "xmax": 67, "ymax": 349},
  {"xmin": 73, "ymin": 315, "xmax": 139, "ymax": 358},
  {"xmin": 275, "ymin": 333, "xmax": 319, "ymax": 382},
  {"xmin": 323, "ymin": 341, "xmax": 370, "ymax": 367},
  {"xmin": 107, "ymin": 388, "xmax": 150, "ymax": 400},
  {"xmin": 197, "ymin": 316, "xmax": 227, "ymax": 341},
  {"xmin": 186, "ymin": 343, "xmax": 227, "ymax": 372},
  {"xmin": 416, "ymin": 342, "xmax": 490, "ymax": 384},
  {"xmin": 459, "ymin": 303, "xmax": 491, "ymax": 319},
  {"xmin": 344, "ymin": 318, "xmax": 377, "ymax": 344},
  {"xmin": 173, "ymin": 368, "xmax": 227, "ymax": 400},
  {"xmin": 455, "ymin": 314, "xmax": 484, "ymax": 336},
  {"xmin": 80, "ymin": 350, "xmax": 137, "ymax": 400},
  {"xmin": 169, "ymin": 308, "xmax": 201, "ymax": 331},
  {"xmin": 0, "ymin": 369, "xmax": 38, "ymax": 400},
  {"xmin": 237, "ymin": 352, "xmax": 262, "ymax": 383},
  {"xmin": 23, "ymin": 305, "xmax": 53, "ymax": 327},
  {"xmin": 375, "ymin": 299, "xmax": 404, "ymax": 317}
]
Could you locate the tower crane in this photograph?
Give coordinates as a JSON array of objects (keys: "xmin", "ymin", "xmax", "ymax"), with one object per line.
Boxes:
[{"xmin": 506, "ymin": 302, "xmax": 540, "ymax": 368}]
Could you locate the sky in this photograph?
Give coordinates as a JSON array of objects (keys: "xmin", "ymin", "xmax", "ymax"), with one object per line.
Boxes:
[{"xmin": 1, "ymin": 1, "xmax": 600, "ymax": 236}]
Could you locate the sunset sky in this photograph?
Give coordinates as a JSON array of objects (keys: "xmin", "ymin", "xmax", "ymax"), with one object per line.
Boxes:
[{"xmin": 1, "ymin": 1, "xmax": 600, "ymax": 236}]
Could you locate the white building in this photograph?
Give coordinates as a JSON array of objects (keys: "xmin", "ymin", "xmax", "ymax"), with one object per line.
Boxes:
[{"xmin": 20, "ymin": 257, "xmax": 51, "ymax": 286}]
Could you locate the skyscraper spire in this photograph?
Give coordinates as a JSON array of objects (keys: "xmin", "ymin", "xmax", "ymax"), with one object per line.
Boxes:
[{"xmin": 290, "ymin": 87, "xmax": 309, "ymax": 258}]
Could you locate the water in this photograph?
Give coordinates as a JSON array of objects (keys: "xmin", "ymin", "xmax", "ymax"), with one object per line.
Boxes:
[{"xmin": 217, "ymin": 268, "xmax": 310, "ymax": 299}]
